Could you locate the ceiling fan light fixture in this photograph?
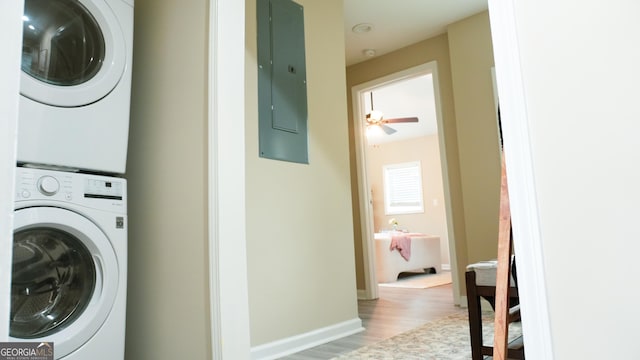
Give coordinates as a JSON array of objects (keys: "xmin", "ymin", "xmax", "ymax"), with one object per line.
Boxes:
[
  {"xmin": 367, "ymin": 109, "xmax": 384, "ymax": 122},
  {"xmin": 366, "ymin": 123, "xmax": 385, "ymax": 137},
  {"xmin": 364, "ymin": 91, "xmax": 419, "ymax": 137}
]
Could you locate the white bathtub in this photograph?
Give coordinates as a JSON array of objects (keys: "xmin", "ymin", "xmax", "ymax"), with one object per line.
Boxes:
[{"xmin": 374, "ymin": 232, "xmax": 441, "ymax": 283}]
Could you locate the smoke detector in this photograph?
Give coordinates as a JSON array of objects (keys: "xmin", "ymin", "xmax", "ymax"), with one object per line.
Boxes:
[
  {"xmin": 352, "ymin": 23, "xmax": 373, "ymax": 33},
  {"xmin": 362, "ymin": 49, "xmax": 377, "ymax": 57}
]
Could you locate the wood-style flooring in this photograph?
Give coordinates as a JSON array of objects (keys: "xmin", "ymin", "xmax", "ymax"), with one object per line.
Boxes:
[{"xmin": 281, "ymin": 283, "xmax": 459, "ymax": 359}]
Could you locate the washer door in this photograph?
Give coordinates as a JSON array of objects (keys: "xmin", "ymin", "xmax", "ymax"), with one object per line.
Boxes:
[
  {"xmin": 20, "ymin": 0, "xmax": 126, "ymax": 107},
  {"xmin": 11, "ymin": 207, "xmax": 119, "ymax": 359}
]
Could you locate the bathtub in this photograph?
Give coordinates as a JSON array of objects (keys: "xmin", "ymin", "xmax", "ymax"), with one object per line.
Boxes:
[{"xmin": 374, "ymin": 232, "xmax": 441, "ymax": 283}]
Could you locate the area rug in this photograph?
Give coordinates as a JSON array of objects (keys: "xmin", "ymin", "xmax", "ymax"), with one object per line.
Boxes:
[
  {"xmin": 331, "ymin": 310, "xmax": 522, "ymax": 360},
  {"xmin": 378, "ymin": 271, "xmax": 452, "ymax": 289}
]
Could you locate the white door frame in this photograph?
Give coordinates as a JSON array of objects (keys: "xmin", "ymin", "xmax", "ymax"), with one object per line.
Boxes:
[
  {"xmin": 208, "ymin": 0, "xmax": 251, "ymax": 358},
  {"xmin": 488, "ymin": 0, "xmax": 553, "ymax": 358},
  {"xmin": 351, "ymin": 61, "xmax": 460, "ymax": 304}
]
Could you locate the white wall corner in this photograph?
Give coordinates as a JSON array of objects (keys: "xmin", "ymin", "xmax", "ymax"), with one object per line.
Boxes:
[
  {"xmin": 488, "ymin": 0, "xmax": 553, "ymax": 359},
  {"xmin": 250, "ymin": 318, "xmax": 364, "ymax": 360},
  {"xmin": 208, "ymin": 0, "xmax": 251, "ymax": 358}
]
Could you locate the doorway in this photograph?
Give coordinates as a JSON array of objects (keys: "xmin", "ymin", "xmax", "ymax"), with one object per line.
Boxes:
[{"xmin": 351, "ymin": 61, "xmax": 459, "ymax": 302}]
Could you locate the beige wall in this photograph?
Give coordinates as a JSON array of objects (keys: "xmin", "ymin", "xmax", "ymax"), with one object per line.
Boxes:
[
  {"xmin": 245, "ymin": 0, "xmax": 359, "ymax": 347},
  {"xmin": 447, "ymin": 11, "xmax": 501, "ymax": 265},
  {"xmin": 365, "ymin": 135, "xmax": 450, "ymax": 265},
  {"xmin": 125, "ymin": 0, "xmax": 211, "ymax": 358},
  {"xmin": 126, "ymin": 0, "xmax": 358, "ymax": 354},
  {"xmin": 347, "ymin": 11, "xmax": 498, "ymax": 294}
]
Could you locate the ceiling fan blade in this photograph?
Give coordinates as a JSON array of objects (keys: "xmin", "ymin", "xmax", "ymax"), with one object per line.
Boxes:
[
  {"xmin": 381, "ymin": 124, "xmax": 397, "ymax": 135},
  {"xmin": 383, "ymin": 117, "xmax": 419, "ymax": 124}
]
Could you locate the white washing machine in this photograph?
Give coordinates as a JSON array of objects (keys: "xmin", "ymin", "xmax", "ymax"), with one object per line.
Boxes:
[
  {"xmin": 17, "ymin": 0, "xmax": 134, "ymax": 174},
  {"xmin": 11, "ymin": 167, "xmax": 127, "ymax": 360}
]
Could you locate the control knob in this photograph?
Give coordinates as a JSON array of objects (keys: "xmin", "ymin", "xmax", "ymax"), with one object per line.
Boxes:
[{"xmin": 37, "ymin": 176, "xmax": 60, "ymax": 196}]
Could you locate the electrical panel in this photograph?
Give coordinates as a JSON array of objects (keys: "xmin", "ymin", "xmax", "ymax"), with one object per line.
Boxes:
[{"xmin": 257, "ymin": 0, "xmax": 309, "ymax": 164}]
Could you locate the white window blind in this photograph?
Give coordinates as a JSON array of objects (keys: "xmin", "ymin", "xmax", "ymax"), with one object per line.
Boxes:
[{"xmin": 383, "ymin": 161, "xmax": 424, "ymax": 215}]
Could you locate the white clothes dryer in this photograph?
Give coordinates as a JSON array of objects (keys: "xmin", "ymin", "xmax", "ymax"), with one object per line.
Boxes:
[
  {"xmin": 17, "ymin": 0, "xmax": 134, "ymax": 174},
  {"xmin": 11, "ymin": 167, "xmax": 127, "ymax": 360}
]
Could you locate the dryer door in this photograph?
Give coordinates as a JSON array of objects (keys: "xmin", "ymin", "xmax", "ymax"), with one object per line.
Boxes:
[
  {"xmin": 10, "ymin": 207, "xmax": 119, "ymax": 359},
  {"xmin": 20, "ymin": 0, "xmax": 126, "ymax": 107}
]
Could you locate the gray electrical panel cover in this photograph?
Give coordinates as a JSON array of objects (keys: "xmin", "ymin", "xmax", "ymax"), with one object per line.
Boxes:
[{"xmin": 257, "ymin": 0, "xmax": 309, "ymax": 164}]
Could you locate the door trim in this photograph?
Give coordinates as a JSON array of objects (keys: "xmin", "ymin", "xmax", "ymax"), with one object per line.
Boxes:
[
  {"xmin": 488, "ymin": 1, "xmax": 553, "ymax": 358},
  {"xmin": 208, "ymin": 0, "xmax": 251, "ymax": 358},
  {"xmin": 351, "ymin": 61, "xmax": 459, "ymax": 303}
]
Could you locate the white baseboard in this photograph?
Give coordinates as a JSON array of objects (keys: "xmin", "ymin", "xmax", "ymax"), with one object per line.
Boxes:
[
  {"xmin": 357, "ymin": 289, "xmax": 368, "ymax": 300},
  {"xmin": 250, "ymin": 318, "xmax": 364, "ymax": 360},
  {"xmin": 441, "ymin": 264, "xmax": 451, "ymax": 271}
]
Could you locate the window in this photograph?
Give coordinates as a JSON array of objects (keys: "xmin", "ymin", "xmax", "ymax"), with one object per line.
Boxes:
[{"xmin": 383, "ymin": 161, "xmax": 424, "ymax": 215}]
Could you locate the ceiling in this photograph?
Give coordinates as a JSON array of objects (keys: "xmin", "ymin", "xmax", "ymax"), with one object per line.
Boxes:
[
  {"xmin": 344, "ymin": 0, "xmax": 488, "ymax": 66},
  {"xmin": 344, "ymin": 0, "xmax": 488, "ymax": 145}
]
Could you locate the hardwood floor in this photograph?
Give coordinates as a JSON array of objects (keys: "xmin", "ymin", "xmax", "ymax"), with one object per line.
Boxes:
[{"xmin": 281, "ymin": 283, "xmax": 460, "ymax": 360}]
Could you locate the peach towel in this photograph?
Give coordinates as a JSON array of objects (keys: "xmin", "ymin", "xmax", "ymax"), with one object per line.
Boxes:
[{"xmin": 390, "ymin": 234, "xmax": 412, "ymax": 261}]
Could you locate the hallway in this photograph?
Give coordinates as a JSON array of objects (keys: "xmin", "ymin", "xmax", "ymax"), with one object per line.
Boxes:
[{"xmin": 283, "ymin": 284, "xmax": 457, "ymax": 359}]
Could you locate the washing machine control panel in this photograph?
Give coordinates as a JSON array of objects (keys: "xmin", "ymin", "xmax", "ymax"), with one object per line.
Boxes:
[
  {"xmin": 15, "ymin": 167, "xmax": 127, "ymax": 212},
  {"xmin": 16, "ymin": 170, "xmax": 71, "ymax": 199},
  {"xmin": 84, "ymin": 179, "xmax": 124, "ymax": 200}
]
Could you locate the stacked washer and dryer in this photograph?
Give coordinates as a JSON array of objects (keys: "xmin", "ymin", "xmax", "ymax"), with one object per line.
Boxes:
[{"xmin": 12, "ymin": 0, "xmax": 133, "ymax": 359}]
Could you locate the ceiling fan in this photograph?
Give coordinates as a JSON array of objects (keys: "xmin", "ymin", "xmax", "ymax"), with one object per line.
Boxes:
[{"xmin": 365, "ymin": 92, "xmax": 419, "ymax": 135}]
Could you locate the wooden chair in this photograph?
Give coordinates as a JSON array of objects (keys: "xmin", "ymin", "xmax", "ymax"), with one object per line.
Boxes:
[
  {"xmin": 466, "ymin": 152, "xmax": 525, "ymax": 359},
  {"xmin": 465, "ymin": 257, "xmax": 524, "ymax": 359}
]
